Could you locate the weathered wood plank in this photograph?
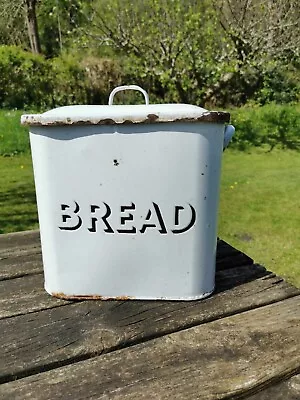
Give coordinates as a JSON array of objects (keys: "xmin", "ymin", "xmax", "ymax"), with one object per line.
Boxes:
[
  {"xmin": 245, "ymin": 373, "xmax": 300, "ymax": 400},
  {"xmin": 0, "ymin": 252, "xmax": 43, "ymax": 281},
  {"xmin": 0, "ymin": 246, "xmax": 254, "ymax": 321},
  {"xmin": 1, "ymin": 266, "xmax": 299, "ymax": 384},
  {"xmin": 1, "ymin": 296, "xmax": 299, "ymax": 400},
  {"xmin": 0, "ymin": 274, "xmax": 71, "ymax": 320},
  {"xmin": 0, "ymin": 249, "xmax": 251, "ymax": 282},
  {"xmin": 0, "ymin": 232, "xmax": 231, "ymax": 257},
  {"xmin": 0, "ymin": 234, "xmax": 251, "ymax": 281},
  {"xmin": 0, "ymin": 232, "xmax": 253, "ymax": 320},
  {"xmin": 0, "ymin": 230, "xmax": 40, "ymax": 257}
]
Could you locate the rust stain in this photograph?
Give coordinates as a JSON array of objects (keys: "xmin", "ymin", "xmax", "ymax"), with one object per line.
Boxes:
[
  {"xmin": 21, "ymin": 111, "xmax": 230, "ymax": 127},
  {"xmin": 51, "ymin": 292, "xmax": 134, "ymax": 301},
  {"xmin": 147, "ymin": 113, "xmax": 159, "ymax": 122}
]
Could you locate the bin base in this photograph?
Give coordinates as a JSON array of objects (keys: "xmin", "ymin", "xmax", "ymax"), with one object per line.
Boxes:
[{"xmin": 46, "ymin": 286, "xmax": 215, "ymax": 302}]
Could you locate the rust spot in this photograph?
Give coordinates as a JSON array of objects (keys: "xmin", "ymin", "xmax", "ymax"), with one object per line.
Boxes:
[
  {"xmin": 51, "ymin": 292, "xmax": 134, "ymax": 301},
  {"xmin": 114, "ymin": 295, "xmax": 133, "ymax": 301},
  {"xmin": 147, "ymin": 113, "xmax": 159, "ymax": 122}
]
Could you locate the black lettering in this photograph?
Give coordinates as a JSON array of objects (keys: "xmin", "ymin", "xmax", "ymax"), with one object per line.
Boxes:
[
  {"xmin": 174, "ymin": 206, "xmax": 184, "ymax": 226},
  {"xmin": 88, "ymin": 205, "xmax": 100, "ymax": 233},
  {"xmin": 102, "ymin": 202, "xmax": 114, "ymax": 233},
  {"xmin": 140, "ymin": 202, "xmax": 167, "ymax": 234},
  {"xmin": 172, "ymin": 204, "xmax": 196, "ymax": 234},
  {"xmin": 88, "ymin": 203, "xmax": 114, "ymax": 233},
  {"xmin": 117, "ymin": 203, "xmax": 136, "ymax": 234},
  {"xmin": 59, "ymin": 201, "xmax": 82, "ymax": 231}
]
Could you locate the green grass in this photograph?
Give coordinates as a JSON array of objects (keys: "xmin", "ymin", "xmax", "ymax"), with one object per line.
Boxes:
[
  {"xmin": 0, "ymin": 155, "xmax": 38, "ymax": 233},
  {"xmin": 0, "ymin": 110, "xmax": 30, "ymax": 156},
  {"xmin": 219, "ymin": 148, "xmax": 300, "ymax": 287}
]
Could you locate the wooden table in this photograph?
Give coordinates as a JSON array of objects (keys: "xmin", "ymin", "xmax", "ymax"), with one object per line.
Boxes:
[{"xmin": 0, "ymin": 230, "xmax": 299, "ymax": 399}]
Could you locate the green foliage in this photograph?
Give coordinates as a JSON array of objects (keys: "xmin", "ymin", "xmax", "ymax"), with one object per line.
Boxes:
[
  {"xmin": 1, "ymin": 1, "xmax": 300, "ymax": 107},
  {"xmin": 0, "ymin": 1, "xmax": 28, "ymax": 48},
  {"xmin": 51, "ymin": 54, "xmax": 88, "ymax": 105},
  {"xmin": 254, "ymin": 63, "xmax": 300, "ymax": 105},
  {"xmin": 0, "ymin": 46, "xmax": 52, "ymax": 109},
  {"xmin": 91, "ymin": 0, "xmax": 223, "ymax": 104},
  {"xmin": 37, "ymin": 0, "xmax": 90, "ymax": 57},
  {"xmin": 80, "ymin": 56, "xmax": 122, "ymax": 104},
  {"xmin": 86, "ymin": 0, "xmax": 300, "ymax": 107},
  {"xmin": 230, "ymin": 104, "xmax": 300, "ymax": 151},
  {"xmin": 0, "ymin": 46, "xmax": 123, "ymax": 109},
  {"xmin": 260, "ymin": 105, "xmax": 300, "ymax": 151}
]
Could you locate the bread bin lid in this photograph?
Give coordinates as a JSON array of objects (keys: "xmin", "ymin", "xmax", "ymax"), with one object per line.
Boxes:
[{"xmin": 21, "ymin": 85, "xmax": 230, "ymax": 127}]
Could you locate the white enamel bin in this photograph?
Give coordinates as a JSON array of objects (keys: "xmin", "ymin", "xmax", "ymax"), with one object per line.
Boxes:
[{"xmin": 21, "ymin": 85, "xmax": 235, "ymax": 301}]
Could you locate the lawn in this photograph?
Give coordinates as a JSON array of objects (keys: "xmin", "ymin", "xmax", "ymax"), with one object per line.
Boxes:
[
  {"xmin": 219, "ymin": 148, "xmax": 300, "ymax": 288},
  {"xmin": 0, "ymin": 155, "xmax": 38, "ymax": 233}
]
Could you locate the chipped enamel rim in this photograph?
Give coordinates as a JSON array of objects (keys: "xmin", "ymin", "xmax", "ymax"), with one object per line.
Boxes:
[
  {"xmin": 50, "ymin": 289, "xmax": 215, "ymax": 301},
  {"xmin": 21, "ymin": 104, "xmax": 230, "ymax": 127}
]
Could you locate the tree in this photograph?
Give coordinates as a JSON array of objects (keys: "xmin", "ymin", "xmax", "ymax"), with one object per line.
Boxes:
[
  {"xmin": 37, "ymin": 0, "xmax": 90, "ymax": 57},
  {"xmin": 207, "ymin": 0, "xmax": 300, "ymax": 104},
  {"xmin": 0, "ymin": 0, "xmax": 88, "ymax": 56},
  {"xmin": 0, "ymin": 1, "xmax": 27, "ymax": 47},
  {"xmin": 0, "ymin": 0, "xmax": 41, "ymax": 53},
  {"xmin": 88, "ymin": 0, "xmax": 221, "ymax": 104},
  {"xmin": 25, "ymin": 0, "xmax": 41, "ymax": 53},
  {"xmin": 215, "ymin": 0, "xmax": 300, "ymax": 63}
]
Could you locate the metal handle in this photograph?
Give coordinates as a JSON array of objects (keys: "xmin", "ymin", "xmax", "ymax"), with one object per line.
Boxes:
[
  {"xmin": 108, "ymin": 85, "xmax": 149, "ymax": 105},
  {"xmin": 223, "ymin": 125, "xmax": 235, "ymax": 150}
]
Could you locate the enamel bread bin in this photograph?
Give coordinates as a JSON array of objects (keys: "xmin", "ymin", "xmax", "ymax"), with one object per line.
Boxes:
[{"xmin": 21, "ymin": 85, "xmax": 234, "ymax": 300}]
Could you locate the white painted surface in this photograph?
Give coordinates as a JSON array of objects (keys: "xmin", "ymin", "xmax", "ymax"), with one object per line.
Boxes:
[{"xmin": 24, "ymin": 89, "xmax": 234, "ymax": 300}]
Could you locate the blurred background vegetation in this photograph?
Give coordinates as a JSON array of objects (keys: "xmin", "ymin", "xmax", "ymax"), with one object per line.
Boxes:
[
  {"xmin": 0, "ymin": 0, "xmax": 299, "ymax": 110},
  {"xmin": 0, "ymin": 0, "xmax": 299, "ymax": 286}
]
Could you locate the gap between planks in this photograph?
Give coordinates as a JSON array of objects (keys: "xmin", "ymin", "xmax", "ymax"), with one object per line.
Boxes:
[
  {"xmin": 1, "ymin": 268, "xmax": 299, "ymax": 385},
  {"xmin": 1, "ymin": 295, "xmax": 299, "ymax": 400}
]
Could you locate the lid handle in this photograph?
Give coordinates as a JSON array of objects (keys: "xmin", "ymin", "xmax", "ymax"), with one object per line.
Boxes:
[{"xmin": 108, "ymin": 85, "xmax": 149, "ymax": 106}]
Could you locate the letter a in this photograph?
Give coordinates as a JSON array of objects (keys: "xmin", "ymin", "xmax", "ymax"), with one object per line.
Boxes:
[{"xmin": 140, "ymin": 203, "xmax": 167, "ymax": 234}]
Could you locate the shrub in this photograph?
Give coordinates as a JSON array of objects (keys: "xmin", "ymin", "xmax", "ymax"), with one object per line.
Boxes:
[
  {"xmin": 0, "ymin": 46, "xmax": 52, "ymax": 109},
  {"xmin": 80, "ymin": 57, "xmax": 122, "ymax": 104},
  {"xmin": 0, "ymin": 46, "xmax": 123, "ymax": 109},
  {"xmin": 254, "ymin": 64, "xmax": 300, "ymax": 105},
  {"xmin": 230, "ymin": 104, "xmax": 300, "ymax": 151},
  {"xmin": 50, "ymin": 54, "xmax": 88, "ymax": 106}
]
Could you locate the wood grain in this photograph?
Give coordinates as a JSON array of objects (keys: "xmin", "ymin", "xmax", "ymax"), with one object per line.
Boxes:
[
  {"xmin": 0, "ymin": 233, "xmax": 254, "ymax": 321},
  {"xmin": 0, "ymin": 230, "xmax": 251, "ymax": 281},
  {"xmin": 0, "ymin": 230, "xmax": 40, "ymax": 257},
  {"xmin": 0, "ymin": 249, "xmax": 253, "ymax": 320},
  {"xmin": 0, "ymin": 274, "xmax": 71, "ymax": 320},
  {"xmin": 1, "ymin": 296, "xmax": 299, "ymax": 400},
  {"xmin": 245, "ymin": 373, "xmax": 300, "ymax": 399},
  {"xmin": 1, "ymin": 266, "xmax": 299, "ymax": 384},
  {"xmin": 0, "ymin": 252, "xmax": 42, "ymax": 281}
]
